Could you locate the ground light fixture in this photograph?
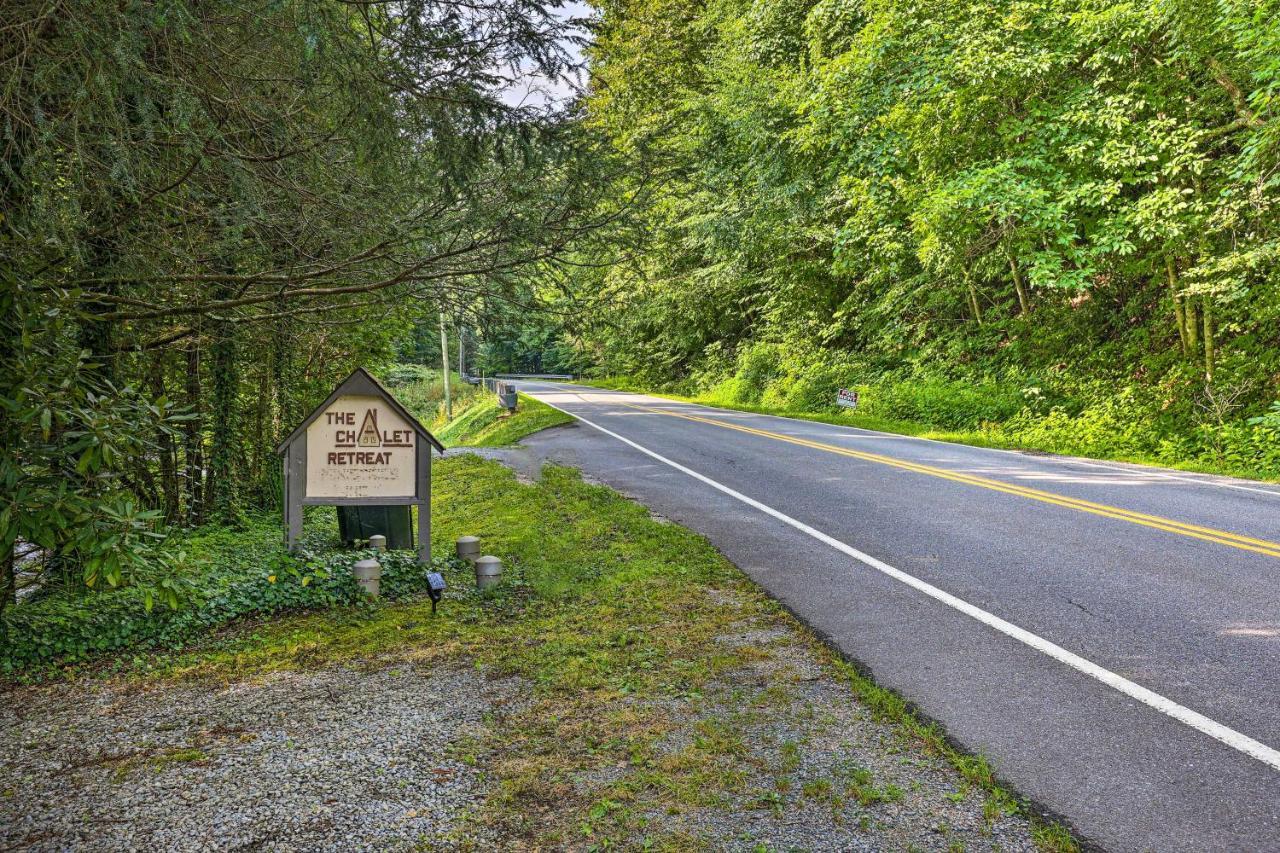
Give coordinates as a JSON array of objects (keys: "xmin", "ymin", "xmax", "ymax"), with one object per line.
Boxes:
[
  {"xmin": 427, "ymin": 572, "xmax": 446, "ymax": 614},
  {"xmin": 474, "ymin": 556, "xmax": 502, "ymax": 591}
]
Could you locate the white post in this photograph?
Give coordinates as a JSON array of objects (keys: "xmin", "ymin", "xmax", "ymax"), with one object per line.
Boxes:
[
  {"xmin": 475, "ymin": 555, "xmax": 502, "ymax": 590},
  {"xmin": 354, "ymin": 556, "xmax": 382, "ymax": 599}
]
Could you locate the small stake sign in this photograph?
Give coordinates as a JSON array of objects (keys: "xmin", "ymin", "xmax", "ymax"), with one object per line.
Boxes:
[
  {"xmin": 836, "ymin": 388, "xmax": 859, "ymax": 409},
  {"xmin": 277, "ymin": 368, "xmax": 444, "ymax": 561}
]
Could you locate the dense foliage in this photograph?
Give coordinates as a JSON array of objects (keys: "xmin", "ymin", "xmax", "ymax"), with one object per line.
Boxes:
[
  {"xmin": 2, "ymin": 0, "xmax": 599, "ymax": 607},
  {"xmin": 553, "ymin": 0, "xmax": 1280, "ymax": 475},
  {"xmin": 0, "ymin": 512, "xmax": 462, "ymax": 674}
]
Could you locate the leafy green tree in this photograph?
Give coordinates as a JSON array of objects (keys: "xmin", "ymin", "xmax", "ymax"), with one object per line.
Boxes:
[
  {"xmin": 1, "ymin": 0, "xmax": 600, "ymax": 608},
  {"xmin": 564, "ymin": 0, "xmax": 1280, "ymax": 418}
]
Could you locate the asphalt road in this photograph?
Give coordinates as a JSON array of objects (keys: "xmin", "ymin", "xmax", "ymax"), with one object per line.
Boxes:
[{"xmin": 512, "ymin": 381, "xmax": 1280, "ymax": 852}]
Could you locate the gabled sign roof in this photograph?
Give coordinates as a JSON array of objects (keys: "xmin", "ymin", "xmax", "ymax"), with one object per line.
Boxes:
[{"xmin": 276, "ymin": 367, "xmax": 445, "ymax": 455}]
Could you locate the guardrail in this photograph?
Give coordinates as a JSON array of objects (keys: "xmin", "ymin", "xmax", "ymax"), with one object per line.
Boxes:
[
  {"xmin": 494, "ymin": 373, "xmax": 574, "ymax": 380},
  {"xmin": 481, "ymin": 378, "xmax": 518, "ymax": 411}
]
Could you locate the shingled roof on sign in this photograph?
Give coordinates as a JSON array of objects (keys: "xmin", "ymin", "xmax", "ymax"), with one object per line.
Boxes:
[{"xmin": 276, "ymin": 367, "xmax": 444, "ymax": 456}]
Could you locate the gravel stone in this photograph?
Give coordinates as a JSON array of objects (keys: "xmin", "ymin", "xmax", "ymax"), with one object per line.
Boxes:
[
  {"xmin": 573, "ymin": 596, "xmax": 1043, "ymax": 851},
  {"xmin": 1, "ymin": 666, "xmax": 520, "ymax": 852}
]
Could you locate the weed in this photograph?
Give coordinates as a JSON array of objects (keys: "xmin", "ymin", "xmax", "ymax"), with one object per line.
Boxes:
[
  {"xmin": 802, "ymin": 777, "xmax": 834, "ymax": 802},
  {"xmin": 778, "ymin": 741, "xmax": 802, "ymax": 773},
  {"xmin": 1033, "ymin": 819, "xmax": 1079, "ymax": 853},
  {"xmin": 983, "ymin": 788, "xmax": 1019, "ymax": 823}
]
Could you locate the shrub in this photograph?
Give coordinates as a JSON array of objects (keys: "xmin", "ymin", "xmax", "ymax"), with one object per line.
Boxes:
[
  {"xmin": 1189, "ymin": 418, "xmax": 1280, "ymax": 478},
  {"xmin": 770, "ymin": 361, "xmax": 862, "ymax": 411},
  {"xmin": 701, "ymin": 343, "xmax": 784, "ymax": 405},
  {"xmin": 860, "ymin": 378, "xmax": 1027, "ymax": 430},
  {"xmin": 1, "ymin": 535, "xmax": 462, "ymax": 674},
  {"xmin": 1004, "ymin": 387, "xmax": 1162, "ymax": 457},
  {"xmin": 734, "ymin": 343, "xmax": 783, "ymax": 402}
]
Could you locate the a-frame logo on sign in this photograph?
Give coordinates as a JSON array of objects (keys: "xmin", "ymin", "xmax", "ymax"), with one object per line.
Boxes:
[
  {"xmin": 357, "ymin": 408, "xmax": 380, "ymax": 446},
  {"xmin": 277, "ymin": 367, "xmax": 444, "ymax": 562}
]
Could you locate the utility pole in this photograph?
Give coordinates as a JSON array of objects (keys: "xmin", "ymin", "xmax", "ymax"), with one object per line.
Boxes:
[
  {"xmin": 457, "ymin": 323, "xmax": 466, "ymax": 382},
  {"xmin": 439, "ymin": 313, "xmax": 452, "ymax": 421}
]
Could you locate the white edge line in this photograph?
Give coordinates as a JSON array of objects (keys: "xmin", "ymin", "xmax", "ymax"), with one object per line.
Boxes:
[
  {"xmin": 529, "ymin": 388, "xmax": 1280, "ymax": 773},
  {"xmin": 553, "ymin": 382, "xmax": 1280, "ymax": 500}
]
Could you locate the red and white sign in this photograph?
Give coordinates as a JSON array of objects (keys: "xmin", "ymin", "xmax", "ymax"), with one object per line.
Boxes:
[{"xmin": 836, "ymin": 388, "xmax": 859, "ymax": 409}]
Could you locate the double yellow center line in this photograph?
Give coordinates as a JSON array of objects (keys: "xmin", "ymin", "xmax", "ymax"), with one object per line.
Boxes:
[{"xmin": 623, "ymin": 402, "xmax": 1280, "ymax": 561}]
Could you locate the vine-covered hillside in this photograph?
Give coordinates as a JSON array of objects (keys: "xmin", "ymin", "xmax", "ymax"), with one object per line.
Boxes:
[{"xmin": 558, "ymin": 0, "xmax": 1280, "ymax": 475}]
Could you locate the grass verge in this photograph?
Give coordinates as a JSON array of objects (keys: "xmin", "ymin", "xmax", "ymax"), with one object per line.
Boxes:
[
  {"xmin": 578, "ymin": 377, "xmax": 1279, "ymax": 483},
  {"xmin": 436, "ymin": 391, "xmax": 574, "ymax": 447},
  {"xmin": 131, "ymin": 454, "xmax": 1078, "ymax": 851}
]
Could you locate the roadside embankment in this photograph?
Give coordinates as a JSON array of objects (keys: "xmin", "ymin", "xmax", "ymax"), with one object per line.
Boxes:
[{"xmin": 582, "ymin": 375, "xmax": 1280, "ymax": 484}]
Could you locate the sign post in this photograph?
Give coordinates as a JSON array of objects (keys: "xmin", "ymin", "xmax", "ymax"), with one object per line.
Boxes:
[{"xmin": 276, "ymin": 368, "xmax": 445, "ymax": 562}]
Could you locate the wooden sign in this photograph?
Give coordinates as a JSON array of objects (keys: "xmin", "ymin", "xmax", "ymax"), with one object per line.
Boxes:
[
  {"xmin": 277, "ymin": 368, "xmax": 444, "ymax": 560},
  {"xmin": 305, "ymin": 395, "xmax": 418, "ymax": 500}
]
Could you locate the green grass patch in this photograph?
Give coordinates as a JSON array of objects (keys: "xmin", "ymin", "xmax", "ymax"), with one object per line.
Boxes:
[
  {"xmin": 435, "ymin": 392, "xmax": 573, "ymax": 447},
  {"xmin": 109, "ymin": 746, "xmax": 210, "ymax": 783},
  {"xmin": 139, "ymin": 455, "xmax": 744, "ymax": 691},
  {"xmin": 151, "ymin": 747, "xmax": 208, "ymax": 767}
]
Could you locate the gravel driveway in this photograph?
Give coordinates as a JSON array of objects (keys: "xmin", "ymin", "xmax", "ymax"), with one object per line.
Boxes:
[
  {"xmin": 0, "ymin": 639, "xmax": 1049, "ymax": 853},
  {"xmin": 1, "ymin": 666, "xmax": 521, "ymax": 852}
]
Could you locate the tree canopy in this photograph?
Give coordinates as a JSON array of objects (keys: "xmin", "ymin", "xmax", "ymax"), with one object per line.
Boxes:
[
  {"xmin": 1, "ymin": 0, "xmax": 601, "ymax": 603},
  {"xmin": 560, "ymin": 0, "xmax": 1280, "ymax": 403}
]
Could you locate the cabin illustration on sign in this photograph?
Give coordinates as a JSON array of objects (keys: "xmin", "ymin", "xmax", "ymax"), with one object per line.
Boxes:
[
  {"xmin": 276, "ymin": 367, "xmax": 444, "ymax": 561},
  {"xmin": 357, "ymin": 409, "xmax": 380, "ymax": 446}
]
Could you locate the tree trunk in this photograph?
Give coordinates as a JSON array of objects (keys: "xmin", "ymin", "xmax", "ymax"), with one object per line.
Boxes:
[
  {"xmin": 966, "ymin": 279, "xmax": 984, "ymax": 325},
  {"xmin": 1008, "ymin": 255, "xmax": 1030, "ymax": 316},
  {"xmin": 0, "ymin": 283, "xmax": 18, "ymax": 614},
  {"xmin": 272, "ymin": 313, "xmax": 293, "ymax": 440},
  {"xmin": 183, "ymin": 341, "xmax": 205, "ymax": 525},
  {"xmin": 1165, "ymin": 257, "xmax": 1188, "ymax": 356},
  {"xmin": 1203, "ymin": 298, "xmax": 1216, "ymax": 384},
  {"xmin": 1, "ymin": 545, "xmax": 14, "ymax": 615},
  {"xmin": 150, "ymin": 352, "xmax": 180, "ymax": 524},
  {"xmin": 208, "ymin": 298, "xmax": 240, "ymax": 526},
  {"xmin": 439, "ymin": 313, "xmax": 452, "ymax": 420},
  {"xmin": 252, "ymin": 364, "xmax": 267, "ymax": 504},
  {"xmin": 458, "ymin": 325, "xmax": 466, "ymax": 379},
  {"xmin": 1185, "ymin": 298, "xmax": 1200, "ymax": 353},
  {"xmin": 77, "ymin": 234, "xmax": 121, "ymax": 385}
]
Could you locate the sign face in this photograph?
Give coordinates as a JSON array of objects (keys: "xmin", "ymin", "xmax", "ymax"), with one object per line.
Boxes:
[
  {"xmin": 305, "ymin": 394, "xmax": 418, "ymax": 499},
  {"xmin": 836, "ymin": 388, "xmax": 859, "ymax": 409}
]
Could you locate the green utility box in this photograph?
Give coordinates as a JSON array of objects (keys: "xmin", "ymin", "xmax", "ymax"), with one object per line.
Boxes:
[{"xmin": 337, "ymin": 505, "xmax": 414, "ymax": 550}]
